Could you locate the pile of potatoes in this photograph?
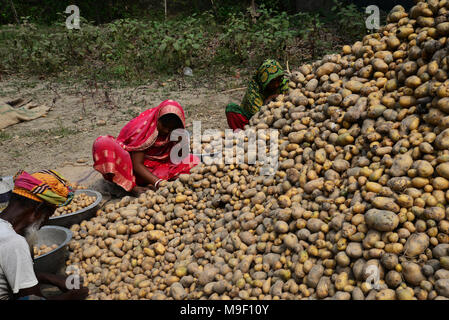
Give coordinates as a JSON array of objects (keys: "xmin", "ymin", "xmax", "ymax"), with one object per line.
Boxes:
[
  {"xmin": 53, "ymin": 193, "xmax": 96, "ymax": 217},
  {"xmin": 67, "ymin": 0, "xmax": 449, "ymax": 300},
  {"xmin": 34, "ymin": 244, "xmax": 58, "ymax": 258}
]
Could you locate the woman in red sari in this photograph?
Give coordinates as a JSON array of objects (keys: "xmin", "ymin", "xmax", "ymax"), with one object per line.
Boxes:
[{"xmin": 92, "ymin": 100, "xmax": 199, "ymax": 194}]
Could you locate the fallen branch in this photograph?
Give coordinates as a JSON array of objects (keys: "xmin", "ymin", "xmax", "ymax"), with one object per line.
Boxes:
[
  {"xmin": 9, "ymin": 0, "xmax": 20, "ymax": 25},
  {"xmin": 220, "ymin": 87, "xmax": 246, "ymax": 94}
]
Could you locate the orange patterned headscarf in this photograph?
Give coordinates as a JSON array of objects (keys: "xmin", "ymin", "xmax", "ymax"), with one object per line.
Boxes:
[{"xmin": 12, "ymin": 170, "xmax": 74, "ymax": 207}]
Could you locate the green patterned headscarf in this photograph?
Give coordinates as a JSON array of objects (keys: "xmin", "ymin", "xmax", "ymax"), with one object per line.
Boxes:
[
  {"xmin": 226, "ymin": 59, "xmax": 289, "ymax": 119},
  {"xmin": 256, "ymin": 59, "xmax": 286, "ymax": 90}
]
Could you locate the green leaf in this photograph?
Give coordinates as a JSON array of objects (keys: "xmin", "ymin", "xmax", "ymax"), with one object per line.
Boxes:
[{"xmin": 159, "ymin": 43, "xmax": 167, "ymax": 52}]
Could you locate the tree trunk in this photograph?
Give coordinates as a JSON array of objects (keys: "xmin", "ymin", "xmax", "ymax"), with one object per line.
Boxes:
[
  {"xmin": 250, "ymin": 0, "xmax": 257, "ymax": 23},
  {"xmin": 9, "ymin": 0, "xmax": 20, "ymax": 24},
  {"xmin": 210, "ymin": 0, "xmax": 218, "ymax": 18}
]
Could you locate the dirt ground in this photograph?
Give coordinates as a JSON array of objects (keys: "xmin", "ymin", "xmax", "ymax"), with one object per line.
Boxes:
[{"xmin": 0, "ymin": 74, "xmax": 247, "ymax": 190}]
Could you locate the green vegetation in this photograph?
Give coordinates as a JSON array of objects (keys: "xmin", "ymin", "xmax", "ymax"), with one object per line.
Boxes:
[
  {"xmin": 0, "ymin": 3, "xmax": 369, "ymax": 82},
  {"xmin": 0, "ymin": 131, "xmax": 12, "ymax": 142}
]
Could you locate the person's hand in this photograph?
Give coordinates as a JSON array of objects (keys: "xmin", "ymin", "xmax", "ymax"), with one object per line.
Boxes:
[
  {"xmin": 264, "ymin": 94, "xmax": 278, "ymax": 104},
  {"xmin": 68, "ymin": 287, "xmax": 89, "ymax": 300},
  {"xmin": 152, "ymin": 178, "xmax": 165, "ymax": 190},
  {"xmin": 131, "ymin": 186, "xmax": 150, "ymax": 196},
  {"xmin": 54, "ymin": 287, "xmax": 89, "ymax": 300}
]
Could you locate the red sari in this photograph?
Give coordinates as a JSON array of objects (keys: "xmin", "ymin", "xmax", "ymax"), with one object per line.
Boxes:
[
  {"xmin": 92, "ymin": 100, "xmax": 199, "ymax": 191},
  {"xmin": 226, "ymin": 111, "xmax": 249, "ymax": 131}
]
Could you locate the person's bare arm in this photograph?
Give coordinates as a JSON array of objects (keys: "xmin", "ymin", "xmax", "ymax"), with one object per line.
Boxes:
[
  {"xmin": 14, "ymin": 284, "xmax": 89, "ymax": 300},
  {"xmin": 35, "ymin": 272, "xmax": 68, "ymax": 291},
  {"xmin": 35, "ymin": 272, "xmax": 85, "ymax": 292},
  {"xmin": 14, "ymin": 284, "xmax": 43, "ymax": 299},
  {"xmin": 264, "ymin": 93, "xmax": 279, "ymax": 104},
  {"xmin": 131, "ymin": 151, "xmax": 160, "ymax": 187},
  {"xmin": 15, "ymin": 270, "xmax": 89, "ymax": 300}
]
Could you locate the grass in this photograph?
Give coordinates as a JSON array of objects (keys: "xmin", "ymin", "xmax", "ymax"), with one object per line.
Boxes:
[
  {"xmin": 49, "ymin": 126, "xmax": 80, "ymax": 138},
  {"xmin": 182, "ymin": 104, "xmax": 197, "ymax": 118},
  {"xmin": 0, "ymin": 131, "xmax": 12, "ymax": 142},
  {"xmin": 17, "ymin": 79, "xmax": 40, "ymax": 89},
  {"xmin": 121, "ymin": 108, "xmax": 140, "ymax": 119},
  {"xmin": 10, "ymin": 149, "xmax": 21, "ymax": 159},
  {"xmin": 18, "ymin": 124, "xmax": 80, "ymax": 139}
]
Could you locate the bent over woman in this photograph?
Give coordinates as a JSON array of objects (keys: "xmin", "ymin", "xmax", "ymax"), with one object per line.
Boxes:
[
  {"xmin": 225, "ymin": 59, "xmax": 289, "ymax": 131},
  {"xmin": 92, "ymin": 100, "xmax": 199, "ymax": 194}
]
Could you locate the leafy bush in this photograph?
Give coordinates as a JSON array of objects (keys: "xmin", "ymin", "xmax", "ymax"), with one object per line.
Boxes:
[
  {"xmin": 219, "ymin": 5, "xmax": 311, "ymax": 63},
  {"xmin": 331, "ymin": 0, "xmax": 367, "ymax": 40},
  {"xmin": 0, "ymin": 3, "xmax": 366, "ymax": 81}
]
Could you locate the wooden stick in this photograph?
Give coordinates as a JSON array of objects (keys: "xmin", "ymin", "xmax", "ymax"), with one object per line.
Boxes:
[
  {"xmin": 9, "ymin": 0, "xmax": 20, "ymax": 24},
  {"xmin": 251, "ymin": 0, "xmax": 257, "ymax": 23},
  {"xmin": 220, "ymin": 87, "xmax": 246, "ymax": 94}
]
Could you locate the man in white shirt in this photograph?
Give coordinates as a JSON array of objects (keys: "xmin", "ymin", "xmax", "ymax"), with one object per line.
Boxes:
[
  {"xmin": 0, "ymin": 216, "xmax": 40, "ymax": 300},
  {"xmin": 0, "ymin": 170, "xmax": 89, "ymax": 300}
]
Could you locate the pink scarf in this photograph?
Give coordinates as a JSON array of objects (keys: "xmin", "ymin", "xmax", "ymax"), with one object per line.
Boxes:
[{"xmin": 116, "ymin": 100, "xmax": 186, "ymax": 161}]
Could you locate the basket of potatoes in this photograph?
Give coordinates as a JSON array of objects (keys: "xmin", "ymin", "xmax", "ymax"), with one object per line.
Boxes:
[
  {"xmin": 47, "ymin": 189, "xmax": 102, "ymax": 228},
  {"xmin": 33, "ymin": 226, "xmax": 72, "ymax": 274}
]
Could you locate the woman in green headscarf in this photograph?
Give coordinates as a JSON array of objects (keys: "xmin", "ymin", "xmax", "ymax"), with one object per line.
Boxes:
[{"xmin": 225, "ymin": 59, "xmax": 289, "ymax": 131}]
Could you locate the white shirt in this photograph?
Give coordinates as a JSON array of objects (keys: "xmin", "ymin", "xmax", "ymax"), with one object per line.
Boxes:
[{"xmin": 0, "ymin": 218, "xmax": 38, "ymax": 300}]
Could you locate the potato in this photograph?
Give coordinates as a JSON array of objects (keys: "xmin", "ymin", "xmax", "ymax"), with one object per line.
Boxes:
[
  {"xmin": 396, "ymin": 287, "xmax": 415, "ymax": 300},
  {"xmin": 437, "ymin": 22, "xmax": 449, "ymax": 36},
  {"xmin": 316, "ymin": 277, "xmax": 331, "ymax": 299},
  {"xmin": 372, "ymin": 197, "xmax": 400, "ymax": 213},
  {"xmin": 435, "ymin": 279, "xmax": 449, "ymax": 298},
  {"xmin": 435, "ymin": 129, "xmax": 449, "ymax": 150},
  {"xmin": 305, "ymin": 265, "xmax": 324, "ymax": 288},
  {"xmin": 344, "ymin": 80, "xmax": 364, "ymax": 93},
  {"xmin": 436, "ymin": 163, "xmax": 449, "ymax": 179},
  {"xmin": 385, "ymin": 271, "xmax": 402, "ymax": 288},
  {"xmin": 376, "ymin": 289, "xmax": 396, "ymax": 300},
  {"xmin": 402, "ymin": 262, "xmax": 426, "ymax": 286},
  {"xmin": 404, "ymin": 233, "xmax": 429, "ymax": 257},
  {"xmin": 365, "ymin": 209, "xmax": 400, "ymax": 232}
]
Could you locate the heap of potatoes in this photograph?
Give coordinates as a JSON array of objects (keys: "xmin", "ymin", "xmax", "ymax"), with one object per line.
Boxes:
[
  {"xmin": 53, "ymin": 193, "xmax": 96, "ymax": 217},
  {"xmin": 34, "ymin": 244, "xmax": 58, "ymax": 258},
  {"xmin": 67, "ymin": 0, "xmax": 449, "ymax": 300}
]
